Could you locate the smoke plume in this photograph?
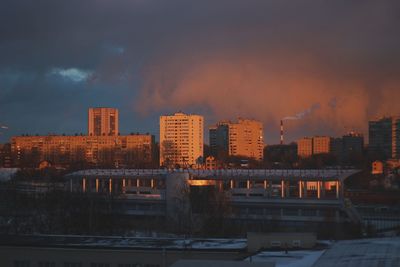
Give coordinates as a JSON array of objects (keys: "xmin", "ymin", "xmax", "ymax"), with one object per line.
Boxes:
[{"xmin": 283, "ymin": 104, "xmax": 321, "ymax": 121}]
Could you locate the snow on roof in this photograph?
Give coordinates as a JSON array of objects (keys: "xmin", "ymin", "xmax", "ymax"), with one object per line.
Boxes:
[
  {"xmin": 313, "ymin": 237, "xmax": 400, "ymax": 267},
  {"xmin": 246, "ymin": 250, "xmax": 325, "ymax": 267},
  {"xmin": 0, "ymin": 235, "xmax": 247, "ymax": 251}
]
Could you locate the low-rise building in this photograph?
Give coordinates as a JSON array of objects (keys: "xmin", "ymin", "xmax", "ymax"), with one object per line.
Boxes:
[
  {"xmin": 297, "ymin": 136, "xmax": 334, "ymax": 158},
  {"xmin": 297, "ymin": 137, "xmax": 313, "ymax": 158},
  {"xmin": 11, "ymin": 134, "xmax": 155, "ymax": 168}
]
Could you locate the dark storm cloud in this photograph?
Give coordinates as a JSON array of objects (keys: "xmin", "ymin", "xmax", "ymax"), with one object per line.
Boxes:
[{"xmin": 0, "ymin": 0, "xmax": 400, "ymax": 143}]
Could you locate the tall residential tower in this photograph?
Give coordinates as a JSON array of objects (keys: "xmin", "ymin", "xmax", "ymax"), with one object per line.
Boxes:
[
  {"xmin": 159, "ymin": 112, "xmax": 204, "ymax": 167},
  {"xmin": 369, "ymin": 116, "xmax": 400, "ymax": 159}
]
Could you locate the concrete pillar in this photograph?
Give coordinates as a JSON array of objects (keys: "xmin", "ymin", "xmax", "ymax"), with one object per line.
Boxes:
[
  {"xmin": 299, "ymin": 180, "xmax": 302, "ymax": 198},
  {"xmin": 264, "ymin": 180, "xmax": 267, "ymax": 197},
  {"xmin": 122, "ymin": 178, "xmax": 126, "ymax": 194},
  {"xmin": 109, "ymin": 178, "xmax": 112, "ymax": 194},
  {"xmin": 151, "ymin": 179, "xmax": 154, "ymax": 189},
  {"xmin": 82, "ymin": 178, "xmax": 86, "ymax": 193},
  {"xmin": 247, "ymin": 180, "xmax": 250, "ymax": 189},
  {"xmin": 95, "ymin": 178, "xmax": 99, "ymax": 193},
  {"xmin": 336, "ymin": 181, "xmax": 340, "ymax": 199},
  {"xmin": 136, "ymin": 178, "xmax": 140, "ymax": 188},
  {"xmin": 230, "ymin": 179, "xmax": 234, "ymax": 189},
  {"xmin": 317, "ymin": 181, "xmax": 321, "ymax": 199},
  {"xmin": 281, "ymin": 180, "xmax": 285, "ymax": 198}
]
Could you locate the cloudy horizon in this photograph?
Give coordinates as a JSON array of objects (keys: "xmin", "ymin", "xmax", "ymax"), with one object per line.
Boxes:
[{"xmin": 1, "ymin": 0, "xmax": 400, "ymax": 144}]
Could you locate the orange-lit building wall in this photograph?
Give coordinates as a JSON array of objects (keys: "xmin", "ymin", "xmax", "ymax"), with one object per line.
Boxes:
[
  {"xmin": 312, "ymin": 136, "xmax": 332, "ymax": 155},
  {"xmin": 159, "ymin": 112, "xmax": 204, "ymax": 167},
  {"xmin": 88, "ymin": 107, "xmax": 119, "ymax": 136},
  {"xmin": 11, "ymin": 134, "xmax": 154, "ymax": 167},
  {"xmin": 297, "ymin": 137, "xmax": 313, "ymax": 158}
]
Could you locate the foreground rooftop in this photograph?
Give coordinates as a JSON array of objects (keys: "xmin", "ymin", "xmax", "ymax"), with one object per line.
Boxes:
[{"xmin": 0, "ymin": 235, "xmax": 247, "ymax": 251}]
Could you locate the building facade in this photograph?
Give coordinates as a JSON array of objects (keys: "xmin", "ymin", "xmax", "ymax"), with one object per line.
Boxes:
[
  {"xmin": 0, "ymin": 143, "xmax": 12, "ymax": 168},
  {"xmin": 66, "ymin": 168, "xmax": 360, "ymax": 237},
  {"xmin": 312, "ymin": 136, "xmax": 332, "ymax": 155},
  {"xmin": 332, "ymin": 132, "xmax": 364, "ymax": 162},
  {"xmin": 209, "ymin": 123, "xmax": 229, "ymax": 157},
  {"xmin": 209, "ymin": 119, "xmax": 264, "ymax": 161},
  {"xmin": 159, "ymin": 112, "xmax": 204, "ymax": 167},
  {"xmin": 297, "ymin": 137, "xmax": 313, "ymax": 158},
  {"xmin": 11, "ymin": 134, "xmax": 155, "ymax": 168},
  {"xmin": 297, "ymin": 136, "xmax": 333, "ymax": 158},
  {"xmin": 88, "ymin": 107, "xmax": 119, "ymax": 136},
  {"xmin": 369, "ymin": 116, "xmax": 400, "ymax": 159}
]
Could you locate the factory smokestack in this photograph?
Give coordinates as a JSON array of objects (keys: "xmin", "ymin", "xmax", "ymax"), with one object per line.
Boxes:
[{"xmin": 280, "ymin": 120, "xmax": 284, "ymax": 145}]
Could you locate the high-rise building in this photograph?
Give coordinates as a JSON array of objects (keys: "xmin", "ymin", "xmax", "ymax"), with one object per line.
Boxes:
[
  {"xmin": 88, "ymin": 107, "xmax": 119, "ymax": 136},
  {"xmin": 369, "ymin": 116, "xmax": 400, "ymax": 159},
  {"xmin": 159, "ymin": 112, "xmax": 204, "ymax": 167},
  {"xmin": 209, "ymin": 123, "xmax": 229, "ymax": 157},
  {"xmin": 342, "ymin": 132, "xmax": 364, "ymax": 155},
  {"xmin": 331, "ymin": 133, "xmax": 364, "ymax": 162},
  {"xmin": 209, "ymin": 119, "xmax": 264, "ymax": 160}
]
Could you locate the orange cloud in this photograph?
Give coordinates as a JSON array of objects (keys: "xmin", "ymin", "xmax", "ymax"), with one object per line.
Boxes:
[{"xmin": 136, "ymin": 44, "xmax": 400, "ymax": 143}]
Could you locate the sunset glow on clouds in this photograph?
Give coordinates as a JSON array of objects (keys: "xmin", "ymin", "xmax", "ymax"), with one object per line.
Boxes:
[{"xmin": 0, "ymin": 0, "xmax": 399, "ymax": 143}]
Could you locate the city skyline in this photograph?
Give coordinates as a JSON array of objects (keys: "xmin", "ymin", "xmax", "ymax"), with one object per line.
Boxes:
[
  {"xmin": 1, "ymin": 1, "xmax": 400, "ymax": 144},
  {"xmin": 1, "ymin": 106, "xmax": 382, "ymax": 145},
  {"xmin": 1, "ymin": 106, "xmax": 397, "ymax": 145}
]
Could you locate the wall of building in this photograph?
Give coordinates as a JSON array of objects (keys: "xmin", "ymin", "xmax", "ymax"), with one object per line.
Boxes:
[
  {"xmin": 297, "ymin": 138, "xmax": 313, "ymax": 158},
  {"xmin": 210, "ymin": 119, "xmax": 264, "ymax": 161},
  {"xmin": 369, "ymin": 117, "xmax": 395, "ymax": 159},
  {"xmin": 160, "ymin": 113, "xmax": 204, "ymax": 167},
  {"xmin": 11, "ymin": 135, "xmax": 155, "ymax": 168},
  {"xmin": 88, "ymin": 107, "xmax": 119, "ymax": 136}
]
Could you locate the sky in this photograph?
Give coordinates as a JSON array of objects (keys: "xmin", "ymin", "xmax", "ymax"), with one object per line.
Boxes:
[{"xmin": 1, "ymin": 0, "xmax": 400, "ymax": 144}]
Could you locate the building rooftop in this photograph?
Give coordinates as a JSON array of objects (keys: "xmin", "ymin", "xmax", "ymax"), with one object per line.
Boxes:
[
  {"xmin": 313, "ymin": 237, "xmax": 400, "ymax": 267},
  {"xmin": 0, "ymin": 235, "xmax": 247, "ymax": 251},
  {"xmin": 66, "ymin": 168, "xmax": 361, "ymax": 181}
]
